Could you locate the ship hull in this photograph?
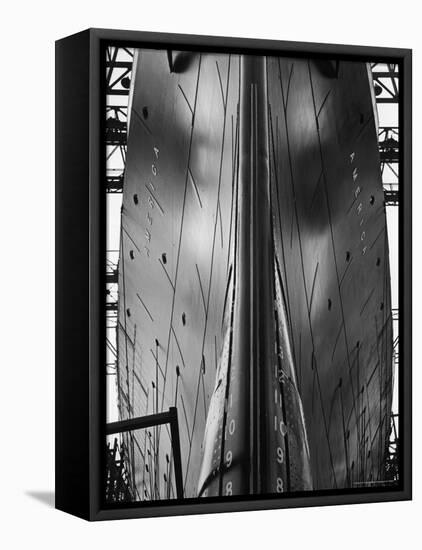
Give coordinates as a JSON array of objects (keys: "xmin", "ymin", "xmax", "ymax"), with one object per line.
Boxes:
[{"xmin": 114, "ymin": 49, "xmax": 393, "ymax": 500}]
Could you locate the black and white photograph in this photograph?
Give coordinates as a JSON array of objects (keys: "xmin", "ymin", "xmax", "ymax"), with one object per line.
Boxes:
[
  {"xmin": 4, "ymin": 0, "xmax": 420, "ymax": 546},
  {"xmin": 105, "ymin": 45, "xmax": 401, "ymax": 504}
]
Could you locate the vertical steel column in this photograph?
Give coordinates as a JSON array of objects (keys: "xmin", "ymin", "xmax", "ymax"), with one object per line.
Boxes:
[
  {"xmin": 169, "ymin": 407, "xmax": 184, "ymax": 499},
  {"xmin": 237, "ymin": 55, "xmax": 273, "ymax": 494}
]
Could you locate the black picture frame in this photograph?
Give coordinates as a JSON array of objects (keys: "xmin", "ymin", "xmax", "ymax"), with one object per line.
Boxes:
[{"xmin": 55, "ymin": 28, "xmax": 412, "ymax": 521}]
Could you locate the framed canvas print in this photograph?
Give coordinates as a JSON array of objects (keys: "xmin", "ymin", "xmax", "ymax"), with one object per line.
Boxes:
[{"xmin": 55, "ymin": 28, "xmax": 412, "ymax": 520}]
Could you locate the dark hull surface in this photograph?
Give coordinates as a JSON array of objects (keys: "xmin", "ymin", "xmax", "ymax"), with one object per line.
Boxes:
[{"xmin": 115, "ymin": 49, "xmax": 392, "ymax": 500}]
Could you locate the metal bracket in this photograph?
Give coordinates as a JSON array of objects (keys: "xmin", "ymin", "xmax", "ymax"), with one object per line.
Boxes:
[{"xmin": 106, "ymin": 407, "xmax": 184, "ymax": 499}]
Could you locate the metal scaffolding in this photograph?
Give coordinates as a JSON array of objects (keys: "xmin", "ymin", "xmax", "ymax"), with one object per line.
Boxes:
[
  {"xmin": 372, "ymin": 63, "xmax": 399, "ymax": 206},
  {"xmin": 105, "ymin": 46, "xmax": 133, "ymax": 194},
  {"xmin": 105, "ymin": 438, "xmax": 135, "ymax": 503},
  {"xmin": 385, "ymin": 413, "xmax": 399, "ymax": 483},
  {"xmin": 105, "ymin": 46, "xmax": 134, "ymax": 382},
  {"xmin": 371, "ymin": 62, "xmax": 400, "ymax": 482}
]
